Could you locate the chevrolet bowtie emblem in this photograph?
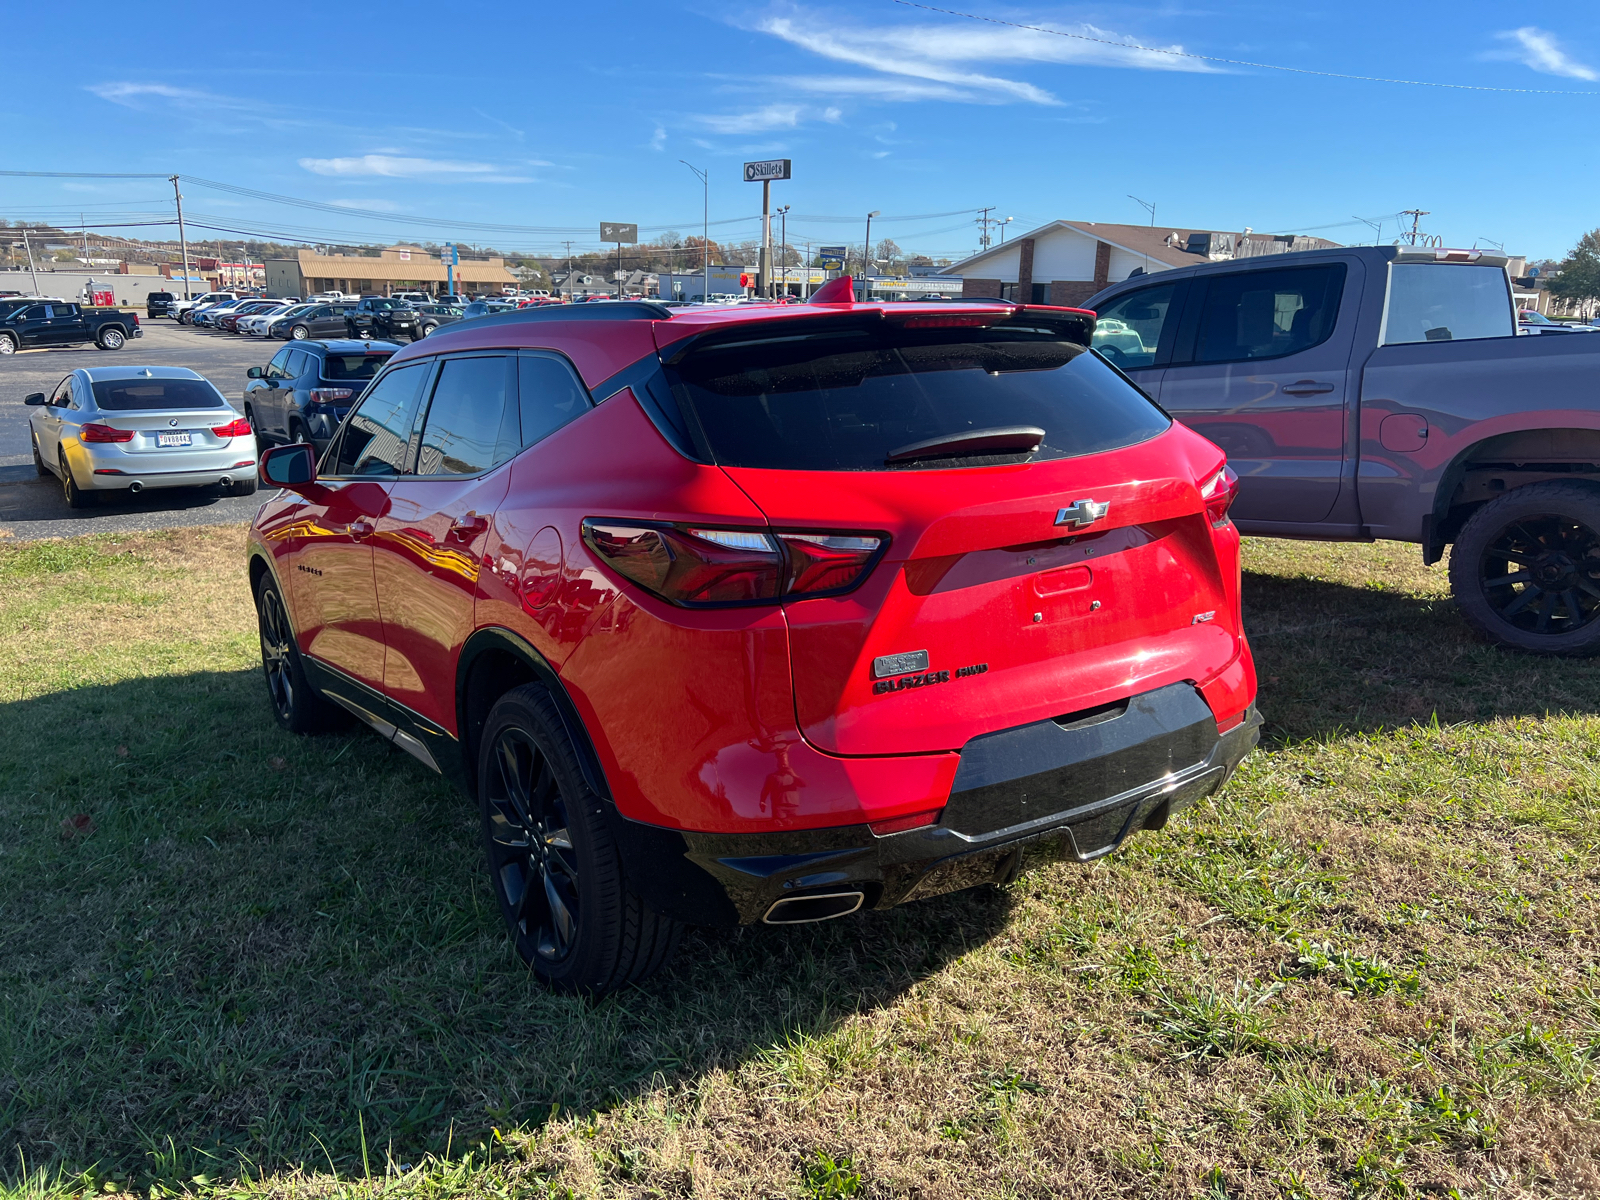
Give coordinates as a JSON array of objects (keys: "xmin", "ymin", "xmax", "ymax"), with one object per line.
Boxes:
[{"xmin": 1055, "ymin": 499, "xmax": 1110, "ymax": 529}]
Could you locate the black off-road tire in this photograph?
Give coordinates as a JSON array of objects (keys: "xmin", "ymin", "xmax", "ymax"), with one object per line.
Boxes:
[
  {"xmin": 254, "ymin": 575, "xmax": 349, "ymax": 733},
  {"xmin": 478, "ymin": 685, "xmax": 682, "ymax": 994},
  {"xmin": 58, "ymin": 450, "xmax": 95, "ymax": 509},
  {"xmin": 1449, "ymin": 481, "xmax": 1600, "ymax": 656}
]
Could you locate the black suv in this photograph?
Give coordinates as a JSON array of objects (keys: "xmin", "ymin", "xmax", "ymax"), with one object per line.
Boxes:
[
  {"xmin": 146, "ymin": 291, "xmax": 177, "ymax": 318},
  {"xmin": 242, "ymin": 339, "xmax": 401, "ymax": 451},
  {"xmin": 346, "ymin": 297, "xmax": 419, "ymax": 341}
]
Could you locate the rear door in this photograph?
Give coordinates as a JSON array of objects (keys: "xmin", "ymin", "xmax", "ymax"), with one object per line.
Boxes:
[
  {"xmin": 1159, "ymin": 259, "xmax": 1361, "ymax": 524},
  {"xmin": 51, "ymin": 304, "xmax": 91, "ymax": 344},
  {"xmin": 374, "ymin": 353, "xmax": 517, "ymax": 731},
  {"xmin": 1087, "ymin": 279, "xmax": 1185, "ymax": 401},
  {"xmin": 664, "ymin": 313, "xmax": 1236, "ymax": 756}
]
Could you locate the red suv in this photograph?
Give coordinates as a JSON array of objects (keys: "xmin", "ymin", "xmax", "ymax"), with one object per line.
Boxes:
[{"xmin": 248, "ymin": 280, "xmax": 1260, "ymax": 993}]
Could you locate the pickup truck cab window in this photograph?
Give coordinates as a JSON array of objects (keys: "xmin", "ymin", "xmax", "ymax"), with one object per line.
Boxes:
[
  {"xmin": 1091, "ymin": 283, "xmax": 1180, "ymax": 369},
  {"xmin": 1381, "ymin": 264, "xmax": 1513, "ymax": 345},
  {"xmin": 1187, "ymin": 264, "xmax": 1346, "ymax": 365}
]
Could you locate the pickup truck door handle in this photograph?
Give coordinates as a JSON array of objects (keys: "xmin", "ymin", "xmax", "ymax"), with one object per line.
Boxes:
[
  {"xmin": 347, "ymin": 519, "xmax": 375, "ymax": 539},
  {"xmin": 1281, "ymin": 380, "xmax": 1335, "ymax": 396}
]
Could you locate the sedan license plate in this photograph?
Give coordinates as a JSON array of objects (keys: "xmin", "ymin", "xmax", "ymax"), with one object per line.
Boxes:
[{"xmin": 156, "ymin": 431, "xmax": 192, "ymax": 447}]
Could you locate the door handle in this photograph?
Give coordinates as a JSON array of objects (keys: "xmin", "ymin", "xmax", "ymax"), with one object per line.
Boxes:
[
  {"xmin": 1281, "ymin": 380, "xmax": 1335, "ymax": 396},
  {"xmin": 448, "ymin": 511, "xmax": 489, "ymax": 540},
  {"xmin": 347, "ymin": 519, "xmax": 375, "ymax": 539}
]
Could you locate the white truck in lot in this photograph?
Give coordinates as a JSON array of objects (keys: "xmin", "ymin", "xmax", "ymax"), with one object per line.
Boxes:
[{"xmin": 171, "ymin": 291, "xmax": 239, "ymax": 324}]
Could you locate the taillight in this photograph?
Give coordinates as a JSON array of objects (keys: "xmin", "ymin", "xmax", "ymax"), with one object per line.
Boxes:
[
  {"xmin": 211, "ymin": 416, "xmax": 253, "ymax": 438},
  {"xmin": 581, "ymin": 520, "xmax": 886, "ymax": 608},
  {"xmin": 1201, "ymin": 465, "xmax": 1240, "ymax": 527},
  {"xmin": 80, "ymin": 423, "xmax": 134, "ymax": 443},
  {"xmin": 309, "ymin": 388, "xmax": 354, "ymax": 404}
]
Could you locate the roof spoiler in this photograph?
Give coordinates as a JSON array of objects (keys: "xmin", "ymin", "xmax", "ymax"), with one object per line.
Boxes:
[{"xmin": 1393, "ymin": 248, "xmax": 1510, "ymax": 267}]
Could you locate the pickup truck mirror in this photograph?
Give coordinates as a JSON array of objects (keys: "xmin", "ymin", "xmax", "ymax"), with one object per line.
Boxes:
[
  {"xmin": 246, "ymin": 365, "xmax": 265, "ymax": 379},
  {"xmin": 260, "ymin": 442, "xmax": 317, "ymax": 491},
  {"xmin": 24, "ymin": 392, "xmax": 46, "ymax": 406}
]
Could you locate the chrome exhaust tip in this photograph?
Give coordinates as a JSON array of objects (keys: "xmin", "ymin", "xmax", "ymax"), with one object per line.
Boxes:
[
  {"xmin": 762, "ymin": 891, "xmax": 865, "ymax": 925},
  {"xmin": 219, "ymin": 475, "xmax": 232, "ymax": 489},
  {"xmin": 128, "ymin": 480, "xmax": 143, "ymax": 494}
]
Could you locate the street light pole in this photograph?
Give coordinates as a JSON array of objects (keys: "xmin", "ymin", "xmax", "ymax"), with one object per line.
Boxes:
[
  {"xmin": 681, "ymin": 160, "xmax": 709, "ymax": 301},
  {"xmin": 863, "ymin": 210, "xmax": 880, "ymax": 298},
  {"xmin": 776, "ymin": 204, "xmax": 790, "ymax": 297}
]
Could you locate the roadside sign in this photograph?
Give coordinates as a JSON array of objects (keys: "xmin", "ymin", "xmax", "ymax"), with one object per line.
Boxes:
[
  {"xmin": 743, "ymin": 159, "xmax": 791, "ymax": 183},
  {"xmin": 600, "ymin": 223, "xmax": 638, "ymax": 243},
  {"xmin": 819, "ymin": 244, "xmax": 846, "ymax": 268}
]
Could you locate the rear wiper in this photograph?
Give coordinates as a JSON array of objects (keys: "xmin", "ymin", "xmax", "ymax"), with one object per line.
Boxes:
[{"xmin": 885, "ymin": 425, "xmax": 1045, "ymax": 465}]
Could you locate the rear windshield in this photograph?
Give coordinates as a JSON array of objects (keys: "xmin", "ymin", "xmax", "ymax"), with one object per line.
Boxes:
[
  {"xmin": 663, "ymin": 317, "xmax": 1171, "ymax": 470},
  {"xmin": 148, "ymin": 292, "xmax": 173, "ymax": 300},
  {"xmin": 322, "ymin": 352, "xmax": 394, "ymax": 381},
  {"xmin": 92, "ymin": 378, "xmax": 228, "ymax": 410}
]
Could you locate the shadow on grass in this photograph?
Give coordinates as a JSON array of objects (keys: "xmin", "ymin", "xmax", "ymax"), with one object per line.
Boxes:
[
  {"xmin": 1243, "ymin": 569, "xmax": 1600, "ymax": 743},
  {"xmin": 0, "ymin": 668, "xmax": 1015, "ymax": 1190}
]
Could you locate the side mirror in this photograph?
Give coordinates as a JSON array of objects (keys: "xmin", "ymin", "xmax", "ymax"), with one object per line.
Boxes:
[
  {"xmin": 246, "ymin": 365, "xmax": 265, "ymax": 379},
  {"xmin": 260, "ymin": 442, "xmax": 317, "ymax": 490},
  {"xmin": 24, "ymin": 392, "xmax": 46, "ymax": 406}
]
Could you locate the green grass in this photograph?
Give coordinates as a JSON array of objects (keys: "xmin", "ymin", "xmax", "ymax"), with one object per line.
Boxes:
[{"xmin": 1, "ymin": 528, "xmax": 1597, "ymax": 1198}]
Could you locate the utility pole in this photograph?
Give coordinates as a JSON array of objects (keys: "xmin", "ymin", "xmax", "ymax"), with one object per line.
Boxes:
[
  {"xmin": 863, "ymin": 210, "xmax": 880, "ymax": 297},
  {"xmin": 169, "ymin": 176, "xmax": 193, "ymax": 300},
  {"xmin": 1400, "ymin": 210, "xmax": 1430, "ymax": 246},
  {"xmin": 976, "ymin": 206, "xmax": 995, "ymax": 251},
  {"xmin": 803, "ymin": 239, "xmax": 811, "ymax": 299},
  {"xmin": 23, "ymin": 228, "xmax": 39, "ymax": 294},
  {"xmin": 681, "ymin": 160, "xmax": 709, "ymax": 301},
  {"xmin": 776, "ymin": 205, "xmax": 790, "ymax": 297}
]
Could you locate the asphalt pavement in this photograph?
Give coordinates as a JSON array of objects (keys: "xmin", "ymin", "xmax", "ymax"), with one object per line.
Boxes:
[{"xmin": 0, "ymin": 319, "xmax": 275, "ymax": 540}]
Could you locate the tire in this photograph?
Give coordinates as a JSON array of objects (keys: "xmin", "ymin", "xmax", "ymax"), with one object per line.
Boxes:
[
  {"xmin": 478, "ymin": 685, "xmax": 682, "ymax": 994},
  {"xmin": 290, "ymin": 325, "xmax": 310, "ymax": 340},
  {"xmin": 287, "ymin": 419, "xmax": 311, "ymax": 447},
  {"xmin": 97, "ymin": 326, "xmax": 126, "ymax": 351},
  {"xmin": 254, "ymin": 575, "xmax": 348, "ymax": 733},
  {"xmin": 418, "ymin": 323, "xmax": 434, "ymax": 338},
  {"xmin": 0, "ymin": 333, "xmax": 15, "ymax": 355},
  {"xmin": 179, "ymin": 311, "xmax": 192, "ymax": 325},
  {"xmin": 1449, "ymin": 481, "xmax": 1600, "ymax": 656},
  {"xmin": 59, "ymin": 450, "xmax": 95, "ymax": 509},
  {"xmin": 243, "ymin": 404, "xmax": 269, "ymax": 458},
  {"xmin": 32, "ymin": 431, "xmax": 48, "ymax": 476},
  {"xmin": 229, "ymin": 476, "xmax": 258, "ymax": 497}
]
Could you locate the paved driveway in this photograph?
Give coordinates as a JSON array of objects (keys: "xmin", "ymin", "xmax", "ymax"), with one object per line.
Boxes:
[{"xmin": 0, "ymin": 319, "xmax": 277, "ymax": 540}]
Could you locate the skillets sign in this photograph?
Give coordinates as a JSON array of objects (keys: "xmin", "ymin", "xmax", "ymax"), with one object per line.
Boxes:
[{"xmin": 743, "ymin": 159, "xmax": 791, "ymax": 182}]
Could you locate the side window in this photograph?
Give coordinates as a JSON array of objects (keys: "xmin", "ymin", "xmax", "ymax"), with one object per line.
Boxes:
[
  {"xmin": 266, "ymin": 349, "xmax": 294, "ymax": 380},
  {"xmin": 330, "ymin": 363, "xmax": 430, "ymax": 477},
  {"xmin": 51, "ymin": 378, "xmax": 74, "ymax": 407},
  {"xmin": 1091, "ymin": 284, "xmax": 1180, "ymax": 369},
  {"xmin": 413, "ymin": 356, "xmax": 517, "ymax": 476},
  {"xmin": 287, "ymin": 350, "xmax": 313, "ymax": 378},
  {"xmin": 1381, "ymin": 264, "xmax": 1513, "ymax": 345},
  {"xmin": 51, "ymin": 304, "xmax": 79, "ymax": 318},
  {"xmin": 518, "ymin": 354, "xmax": 592, "ymax": 447},
  {"xmin": 21, "ymin": 305, "xmax": 47, "ymax": 320},
  {"xmin": 1191, "ymin": 264, "xmax": 1346, "ymax": 364}
]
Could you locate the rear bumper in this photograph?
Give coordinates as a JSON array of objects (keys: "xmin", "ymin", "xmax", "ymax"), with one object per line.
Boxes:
[{"xmin": 610, "ymin": 684, "xmax": 1262, "ymax": 927}]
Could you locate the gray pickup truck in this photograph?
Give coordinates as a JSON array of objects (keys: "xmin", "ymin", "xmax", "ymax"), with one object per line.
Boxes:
[{"xmin": 1087, "ymin": 245, "xmax": 1600, "ymax": 655}]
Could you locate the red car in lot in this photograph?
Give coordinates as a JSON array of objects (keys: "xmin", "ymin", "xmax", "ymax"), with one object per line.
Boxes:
[{"xmin": 248, "ymin": 278, "xmax": 1260, "ymax": 993}]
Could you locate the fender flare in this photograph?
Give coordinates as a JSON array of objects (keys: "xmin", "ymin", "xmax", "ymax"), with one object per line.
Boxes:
[{"xmin": 455, "ymin": 626, "xmax": 612, "ymax": 803}]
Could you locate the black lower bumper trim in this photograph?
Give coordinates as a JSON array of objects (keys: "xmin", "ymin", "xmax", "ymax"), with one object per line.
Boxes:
[{"xmin": 609, "ymin": 694, "xmax": 1263, "ymax": 927}]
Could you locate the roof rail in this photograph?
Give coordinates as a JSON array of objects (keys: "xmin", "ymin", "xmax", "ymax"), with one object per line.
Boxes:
[{"xmin": 467, "ymin": 300, "xmax": 674, "ymax": 332}]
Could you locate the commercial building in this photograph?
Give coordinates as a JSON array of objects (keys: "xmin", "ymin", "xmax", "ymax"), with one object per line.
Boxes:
[
  {"xmin": 942, "ymin": 221, "xmax": 1340, "ymax": 306},
  {"xmin": 263, "ymin": 245, "xmax": 516, "ymax": 299},
  {"xmin": 0, "ymin": 265, "xmax": 191, "ymax": 306}
]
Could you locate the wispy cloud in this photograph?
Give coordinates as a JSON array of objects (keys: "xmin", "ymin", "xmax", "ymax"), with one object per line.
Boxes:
[
  {"xmin": 327, "ymin": 198, "xmax": 405, "ymax": 211},
  {"xmin": 87, "ymin": 81, "xmax": 260, "ymax": 110},
  {"xmin": 649, "ymin": 126, "xmax": 667, "ymax": 151},
  {"xmin": 1489, "ymin": 27, "xmax": 1597, "ymax": 81},
  {"xmin": 693, "ymin": 103, "xmax": 807, "ymax": 134},
  {"xmin": 743, "ymin": 6, "xmax": 1214, "ymax": 108},
  {"xmin": 297, "ymin": 154, "xmax": 531, "ymax": 182}
]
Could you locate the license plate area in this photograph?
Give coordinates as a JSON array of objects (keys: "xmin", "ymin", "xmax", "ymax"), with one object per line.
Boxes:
[{"xmin": 156, "ymin": 431, "xmax": 192, "ymax": 447}]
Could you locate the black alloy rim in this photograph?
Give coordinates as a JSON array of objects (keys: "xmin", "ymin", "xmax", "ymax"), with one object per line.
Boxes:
[
  {"xmin": 258, "ymin": 587, "xmax": 295, "ymax": 718},
  {"xmin": 1480, "ymin": 513, "xmax": 1600, "ymax": 636},
  {"xmin": 485, "ymin": 727, "xmax": 580, "ymax": 962}
]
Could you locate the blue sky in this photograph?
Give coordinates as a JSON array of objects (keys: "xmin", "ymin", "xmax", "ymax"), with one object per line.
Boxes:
[{"xmin": 2, "ymin": 1, "xmax": 1597, "ymax": 262}]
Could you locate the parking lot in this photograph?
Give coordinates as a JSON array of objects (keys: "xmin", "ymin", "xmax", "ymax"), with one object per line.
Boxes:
[{"xmin": 0, "ymin": 318, "xmax": 271, "ymax": 539}]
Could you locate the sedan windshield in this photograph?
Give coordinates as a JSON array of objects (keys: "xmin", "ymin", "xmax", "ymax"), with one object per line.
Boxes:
[{"xmin": 92, "ymin": 378, "xmax": 229, "ymax": 410}]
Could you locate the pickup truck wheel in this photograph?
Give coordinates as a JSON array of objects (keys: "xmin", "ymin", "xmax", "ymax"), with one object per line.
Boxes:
[
  {"xmin": 0, "ymin": 333, "xmax": 15, "ymax": 355},
  {"xmin": 1450, "ymin": 482, "xmax": 1600, "ymax": 656},
  {"xmin": 479, "ymin": 685, "xmax": 682, "ymax": 994},
  {"xmin": 178, "ymin": 311, "xmax": 192, "ymax": 325},
  {"xmin": 290, "ymin": 324, "xmax": 310, "ymax": 340},
  {"xmin": 97, "ymin": 327, "xmax": 126, "ymax": 351}
]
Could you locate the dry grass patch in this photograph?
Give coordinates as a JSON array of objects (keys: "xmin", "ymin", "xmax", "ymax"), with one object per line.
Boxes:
[{"xmin": 0, "ymin": 528, "xmax": 1596, "ymax": 1199}]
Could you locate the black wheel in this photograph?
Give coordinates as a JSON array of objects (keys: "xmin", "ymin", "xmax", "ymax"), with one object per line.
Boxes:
[
  {"xmin": 287, "ymin": 419, "xmax": 311, "ymax": 447},
  {"xmin": 58, "ymin": 451, "xmax": 95, "ymax": 509},
  {"xmin": 254, "ymin": 576, "xmax": 348, "ymax": 733},
  {"xmin": 478, "ymin": 686, "xmax": 682, "ymax": 994},
  {"xmin": 418, "ymin": 323, "xmax": 434, "ymax": 338},
  {"xmin": 97, "ymin": 327, "xmax": 126, "ymax": 351},
  {"xmin": 290, "ymin": 324, "xmax": 310, "ymax": 340},
  {"xmin": 244, "ymin": 405, "xmax": 270, "ymax": 458},
  {"xmin": 1450, "ymin": 482, "xmax": 1600, "ymax": 656},
  {"xmin": 32, "ymin": 431, "xmax": 48, "ymax": 476},
  {"xmin": 229, "ymin": 476, "xmax": 258, "ymax": 497}
]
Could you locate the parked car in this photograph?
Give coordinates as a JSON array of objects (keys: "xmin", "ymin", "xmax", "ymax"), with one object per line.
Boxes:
[
  {"xmin": 307, "ymin": 290, "xmax": 352, "ymax": 303},
  {"xmin": 0, "ymin": 300, "xmax": 142, "ymax": 355},
  {"xmin": 197, "ymin": 297, "xmax": 267, "ymax": 329},
  {"xmin": 219, "ymin": 300, "xmax": 286, "ymax": 333},
  {"xmin": 1087, "ymin": 245, "xmax": 1600, "ymax": 655},
  {"xmin": 173, "ymin": 291, "xmax": 238, "ymax": 324},
  {"xmin": 413, "ymin": 303, "xmax": 464, "ymax": 337},
  {"xmin": 346, "ymin": 296, "xmax": 421, "ymax": 341},
  {"xmin": 243, "ymin": 338, "xmax": 400, "ymax": 451},
  {"xmin": 145, "ymin": 291, "xmax": 177, "ymax": 318},
  {"xmin": 240, "ymin": 302, "xmax": 307, "ymax": 338},
  {"xmin": 1517, "ymin": 309, "xmax": 1596, "ymax": 334},
  {"xmin": 246, "ymin": 287, "xmax": 1261, "ymax": 993},
  {"xmin": 26, "ymin": 366, "xmax": 256, "ymax": 507},
  {"xmin": 392, "ymin": 291, "xmax": 432, "ymax": 305},
  {"xmin": 461, "ymin": 300, "xmax": 519, "ymax": 319},
  {"xmin": 271, "ymin": 301, "xmax": 361, "ymax": 341}
]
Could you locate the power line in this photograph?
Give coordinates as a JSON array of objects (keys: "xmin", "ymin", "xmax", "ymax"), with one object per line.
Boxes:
[{"xmin": 889, "ymin": 1, "xmax": 1600, "ymax": 95}]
